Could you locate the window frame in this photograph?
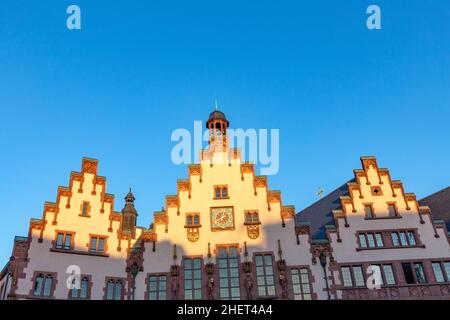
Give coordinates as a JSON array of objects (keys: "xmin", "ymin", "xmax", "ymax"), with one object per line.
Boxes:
[
  {"xmin": 146, "ymin": 273, "xmax": 168, "ymax": 300},
  {"xmin": 54, "ymin": 230, "xmax": 75, "ymax": 251},
  {"xmin": 289, "ymin": 267, "xmax": 313, "ymax": 300},
  {"xmin": 391, "ymin": 230, "xmax": 418, "ymax": 247},
  {"xmin": 68, "ymin": 275, "xmax": 91, "ymax": 300},
  {"xmin": 185, "ymin": 213, "xmax": 201, "ymax": 227},
  {"xmin": 431, "ymin": 261, "xmax": 450, "ymax": 283},
  {"xmin": 216, "ymin": 245, "xmax": 241, "ymax": 300},
  {"xmin": 254, "ymin": 253, "xmax": 277, "ymax": 298},
  {"xmin": 357, "ymin": 232, "xmax": 384, "ymax": 249},
  {"xmin": 104, "ymin": 277, "xmax": 125, "ymax": 300},
  {"xmin": 88, "ymin": 234, "xmax": 108, "ymax": 255},
  {"xmin": 387, "ymin": 203, "xmax": 398, "ymax": 217},
  {"xmin": 213, "ymin": 185, "xmax": 230, "ymax": 200},
  {"xmin": 340, "ymin": 265, "xmax": 366, "ymax": 288},
  {"xmin": 363, "ymin": 204, "xmax": 375, "ymax": 219},
  {"xmin": 30, "ymin": 271, "xmax": 56, "ymax": 298},
  {"xmin": 401, "ymin": 261, "xmax": 427, "ymax": 285},
  {"xmin": 244, "ymin": 210, "xmax": 260, "ymax": 225},
  {"xmin": 183, "ymin": 257, "xmax": 203, "ymax": 300},
  {"xmin": 79, "ymin": 201, "xmax": 91, "ymax": 217}
]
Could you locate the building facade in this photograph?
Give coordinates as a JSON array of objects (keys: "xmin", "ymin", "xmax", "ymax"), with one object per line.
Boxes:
[{"xmin": 1, "ymin": 110, "xmax": 450, "ymax": 300}]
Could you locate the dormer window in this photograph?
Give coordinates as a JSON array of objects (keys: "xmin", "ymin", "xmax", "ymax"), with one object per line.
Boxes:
[{"xmin": 214, "ymin": 185, "xmax": 229, "ymax": 199}]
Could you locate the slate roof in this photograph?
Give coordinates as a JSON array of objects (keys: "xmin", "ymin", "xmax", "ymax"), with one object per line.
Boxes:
[
  {"xmin": 296, "ymin": 179, "xmax": 353, "ymax": 240},
  {"xmin": 419, "ymin": 186, "xmax": 450, "ymax": 230}
]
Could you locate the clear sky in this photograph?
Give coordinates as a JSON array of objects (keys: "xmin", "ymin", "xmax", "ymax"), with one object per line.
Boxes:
[{"xmin": 0, "ymin": 0, "xmax": 449, "ymax": 266}]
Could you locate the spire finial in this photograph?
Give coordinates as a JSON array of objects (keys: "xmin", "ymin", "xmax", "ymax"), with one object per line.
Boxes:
[{"xmin": 214, "ymin": 98, "xmax": 218, "ymax": 111}]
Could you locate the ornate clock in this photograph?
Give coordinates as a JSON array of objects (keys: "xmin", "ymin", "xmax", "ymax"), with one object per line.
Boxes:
[{"xmin": 211, "ymin": 207, "xmax": 235, "ymax": 231}]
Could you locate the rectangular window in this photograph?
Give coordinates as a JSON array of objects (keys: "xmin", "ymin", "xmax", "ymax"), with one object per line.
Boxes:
[
  {"xmin": 255, "ymin": 254, "xmax": 276, "ymax": 297},
  {"xmin": 55, "ymin": 232, "xmax": 73, "ymax": 250},
  {"xmin": 391, "ymin": 232, "xmax": 400, "ymax": 247},
  {"xmin": 391, "ymin": 231, "xmax": 416, "ymax": 247},
  {"xmin": 399, "ymin": 232, "xmax": 408, "ymax": 246},
  {"xmin": 291, "ymin": 268, "xmax": 312, "ymax": 300},
  {"xmin": 444, "ymin": 262, "xmax": 450, "ymax": 281},
  {"xmin": 383, "ymin": 264, "xmax": 396, "ymax": 285},
  {"xmin": 56, "ymin": 233, "xmax": 64, "ymax": 249},
  {"xmin": 402, "ymin": 262, "xmax": 427, "ymax": 284},
  {"xmin": 432, "ymin": 262, "xmax": 445, "ymax": 283},
  {"xmin": 218, "ymin": 246, "xmax": 240, "ymax": 300},
  {"xmin": 407, "ymin": 231, "xmax": 416, "ymax": 246},
  {"xmin": 359, "ymin": 234, "xmax": 367, "ymax": 248},
  {"xmin": 89, "ymin": 236, "xmax": 106, "ymax": 254},
  {"xmin": 414, "ymin": 263, "xmax": 427, "ymax": 284},
  {"xmin": 364, "ymin": 205, "xmax": 374, "ymax": 218},
  {"xmin": 244, "ymin": 211, "xmax": 259, "ymax": 224},
  {"xmin": 184, "ymin": 258, "xmax": 202, "ymax": 300},
  {"xmin": 186, "ymin": 214, "xmax": 200, "ymax": 227},
  {"xmin": 402, "ymin": 263, "xmax": 415, "ymax": 284},
  {"xmin": 358, "ymin": 232, "xmax": 384, "ymax": 249},
  {"xmin": 388, "ymin": 204, "xmax": 397, "ymax": 217},
  {"xmin": 341, "ymin": 267, "xmax": 353, "ymax": 287},
  {"xmin": 367, "ymin": 234, "xmax": 376, "ymax": 248},
  {"xmin": 214, "ymin": 186, "xmax": 229, "ymax": 199},
  {"xmin": 81, "ymin": 201, "xmax": 90, "ymax": 217},
  {"xmin": 341, "ymin": 266, "xmax": 366, "ymax": 288},
  {"xmin": 352, "ymin": 266, "xmax": 365, "ymax": 287},
  {"xmin": 148, "ymin": 275, "xmax": 167, "ymax": 300},
  {"xmin": 375, "ymin": 233, "xmax": 384, "ymax": 247}
]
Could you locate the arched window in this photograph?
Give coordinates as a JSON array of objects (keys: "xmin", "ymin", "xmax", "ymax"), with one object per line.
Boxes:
[
  {"xmin": 33, "ymin": 274, "xmax": 44, "ymax": 296},
  {"xmin": 105, "ymin": 278, "xmax": 123, "ymax": 300},
  {"xmin": 33, "ymin": 273, "xmax": 54, "ymax": 297},
  {"xmin": 70, "ymin": 276, "xmax": 90, "ymax": 299}
]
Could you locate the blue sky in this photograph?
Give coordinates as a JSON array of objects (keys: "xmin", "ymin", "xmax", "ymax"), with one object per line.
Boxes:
[{"xmin": 0, "ymin": 1, "xmax": 449, "ymax": 265}]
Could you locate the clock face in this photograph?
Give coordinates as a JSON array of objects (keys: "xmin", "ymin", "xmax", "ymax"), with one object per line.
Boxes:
[{"xmin": 211, "ymin": 207, "xmax": 234, "ymax": 230}]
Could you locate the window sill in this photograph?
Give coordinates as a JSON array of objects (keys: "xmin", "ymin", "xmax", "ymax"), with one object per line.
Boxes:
[
  {"xmin": 184, "ymin": 224, "xmax": 202, "ymax": 228},
  {"xmin": 341, "ymin": 282, "xmax": 447, "ymax": 290},
  {"xmin": 79, "ymin": 214, "xmax": 91, "ymax": 218},
  {"xmin": 356, "ymin": 244, "xmax": 425, "ymax": 251},
  {"xmin": 213, "ymin": 197, "xmax": 230, "ymax": 200},
  {"xmin": 364, "ymin": 216, "xmax": 402, "ymax": 220},
  {"xmin": 244, "ymin": 222, "xmax": 261, "ymax": 226},
  {"xmin": 256, "ymin": 295, "xmax": 278, "ymax": 300},
  {"xmin": 50, "ymin": 248, "xmax": 109, "ymax": 257},
  {"xmin": 27, "ymin": 295, "xmax": 56, "ymax": 300}
]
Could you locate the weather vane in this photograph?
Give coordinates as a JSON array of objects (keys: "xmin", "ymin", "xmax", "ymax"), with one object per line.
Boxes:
[{"xmin": 317, "ymin": 187, "xmax": 324, "ymax": 199}]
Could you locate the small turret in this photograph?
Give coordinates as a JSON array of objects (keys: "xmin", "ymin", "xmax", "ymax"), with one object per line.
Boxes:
[{"xmin": 121, "ymin": 188, "xmax": 138, "ymax": 237}]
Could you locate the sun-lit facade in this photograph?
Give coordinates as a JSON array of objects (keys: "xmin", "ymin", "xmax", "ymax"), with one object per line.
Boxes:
[{"xmin": 1, "ymin": 110, "xmax": 450, "ymax": 300}]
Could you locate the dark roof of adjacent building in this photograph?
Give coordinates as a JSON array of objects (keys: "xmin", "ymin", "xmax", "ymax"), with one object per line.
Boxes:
[
  {"xmin": 419, "ymin": 186, "xmax": 450, "ymax": 230},
  {"xmin": 296, "ymin": 180, "xmax": 353, "ymax": 240}
]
